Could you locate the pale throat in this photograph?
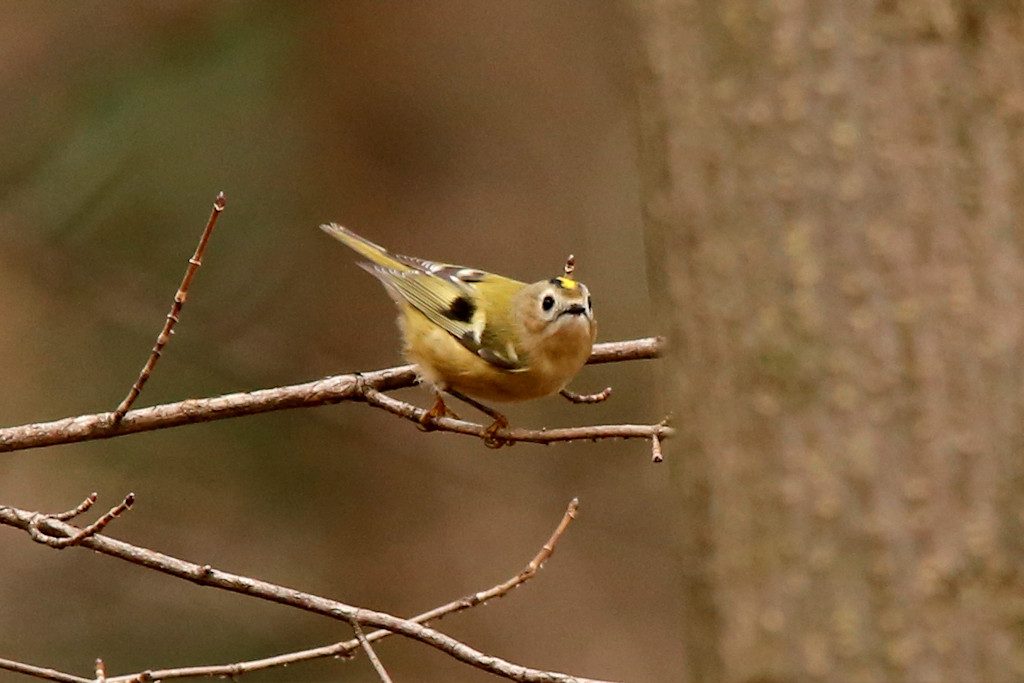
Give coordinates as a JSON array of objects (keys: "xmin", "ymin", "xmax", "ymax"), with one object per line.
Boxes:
[{"xmin": 543, "ymin": 316, "xmax": 593, "ymax": 355}]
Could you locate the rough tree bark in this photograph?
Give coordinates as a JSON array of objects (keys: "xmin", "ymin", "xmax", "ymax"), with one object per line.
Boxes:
[{"xmin": 633, "ymin": 2, "xmax": 1024, "ymax": 682}]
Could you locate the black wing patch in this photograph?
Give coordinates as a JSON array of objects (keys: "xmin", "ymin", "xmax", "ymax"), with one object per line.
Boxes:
[{"xmin": 445, "ymin": 296, "xmax": 476, "ymax": 323}]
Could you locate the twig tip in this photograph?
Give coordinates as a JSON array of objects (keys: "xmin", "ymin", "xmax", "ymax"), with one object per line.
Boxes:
[
  {"xmin": 559, "ymin": 386, "xmax": 612, "ymax": 404},
  {"xmin": 651, "ymin": 434, "xmax": 664, "ymax": 463}
]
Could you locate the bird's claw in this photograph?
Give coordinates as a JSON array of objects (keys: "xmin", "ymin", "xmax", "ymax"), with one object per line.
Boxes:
[{"xmin": 418, "ymin": 395, "xmax": 450, "ymax": 431}]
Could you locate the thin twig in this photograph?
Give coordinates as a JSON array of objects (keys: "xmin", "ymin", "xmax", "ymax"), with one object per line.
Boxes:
[
  {"xmin": 0, "ymin": 500, "xmax": 614, "ymax": 683},
  {"xmin": 352, "ymin": 622, "xmax": 393, "ymax": 683},
  {"xmin": 560, "ymin": 387, "xmax": 612, "ymax": 404},
  {"xmin": 112, "ymin": 192, "xmax": 227, "ymax": 423},
  {"xmin": 651, "ymin": 433, "xmax": 664, "ymax": 463},
  {"xmin": 464, "ymin": 497, "xmax": 579, "ymax": 605},
  {"xmin": 0, "ymin": 337, "xmax": 665, "ymax": 454},
  {"xmin": 28, "ymin": 494, "xmax": 135, "ymax": 549},
  {"xmin": 362, "ymin": 387, "xmax": 670, "ymax": 448},
  {"xmin": 51, "ymin": 492, "xmax": 98, "ymax": 521},
  {"xmin": 0, "ymin": 657, "xmax": 90, "ymax": 683},
  {"xmin": 94, "ymin": 660, "xmax": 106, "ymax": 683}
]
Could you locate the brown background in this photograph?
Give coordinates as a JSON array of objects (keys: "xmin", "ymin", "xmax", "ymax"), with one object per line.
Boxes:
[{"xmin": 0, "ymin": 3, "xmax": 676, "ymax": 682}]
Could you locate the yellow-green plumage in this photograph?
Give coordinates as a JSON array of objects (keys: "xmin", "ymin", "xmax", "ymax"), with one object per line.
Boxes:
[{"xmin": 321, "ymin": 223, "xmax": 596, "ymax": 402}]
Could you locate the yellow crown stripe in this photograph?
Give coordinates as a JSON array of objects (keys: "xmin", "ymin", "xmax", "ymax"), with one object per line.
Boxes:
[{"xmin": 554, "ymin": 276, "xmax": 578, "ymax": 290}]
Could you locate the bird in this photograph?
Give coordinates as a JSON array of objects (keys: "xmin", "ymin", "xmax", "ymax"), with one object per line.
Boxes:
[{"xmin": 320, "ymin": 223, "xmax": 596, "ymax": 444}]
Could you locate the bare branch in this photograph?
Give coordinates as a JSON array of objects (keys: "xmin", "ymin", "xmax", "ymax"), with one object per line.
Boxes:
[
  {"xmin": 113, "ymin": 192, "xmax": 227, "ymax": 422},
  {"xmin": 89, "ymin": 498, "xmax": 582, "ymax": 682},
  {"xmin": 0, "ymin": 337, "xmax": 665, "ymax": 454},
  {"xmin": 0, "ymin": 657, "xmax": 90, "ymax": 683},
  {"xmin": 352, "ymin": 622, "xmax": 393, "ymax": 683},
  {"xmin": 584, "ymin": 337, "xmax": 663, "ymax": 364},
  {"xmin": 0, "ymin": 500, "xmax": 614, "ymax": 683}
]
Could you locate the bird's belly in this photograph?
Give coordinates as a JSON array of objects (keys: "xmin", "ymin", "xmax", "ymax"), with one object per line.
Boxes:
[{"xmin": 402, "ymin": 320, "xmax": 588, "ymax": 402}]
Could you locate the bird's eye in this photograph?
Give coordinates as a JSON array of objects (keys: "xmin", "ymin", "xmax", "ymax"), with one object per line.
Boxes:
[
  {"xmin": 541, "ymin": 295, "xmax": 555, "ymax": 312},
  {"xmin": 587, "ymin": 296, "xmax": 593, "ymax": 310}
]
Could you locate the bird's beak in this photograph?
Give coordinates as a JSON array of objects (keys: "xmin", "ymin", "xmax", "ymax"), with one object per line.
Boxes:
[{"xmin": 560, "ymin": 304, "xmax": 588, "ymax": 317}]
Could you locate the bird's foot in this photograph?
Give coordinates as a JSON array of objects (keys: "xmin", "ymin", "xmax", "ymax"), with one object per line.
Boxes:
[
  {"xmin": 418, "ymin": 394, "xmax": 456, "ymax": 431},
  {"xmin": 482, "ymin": 414, "xmax": 511, "ymax": 449}
]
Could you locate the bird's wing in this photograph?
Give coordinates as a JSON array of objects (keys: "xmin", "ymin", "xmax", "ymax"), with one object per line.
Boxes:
[
  {"xmin": 322, "ymin": 223, "xmax": 527, "ymax": 370},
  {"xmin": 362, "ymin": 265, "xmax": 527, "ymax": 371}
]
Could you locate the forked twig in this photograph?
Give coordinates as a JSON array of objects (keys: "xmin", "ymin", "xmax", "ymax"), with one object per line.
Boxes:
[
  {"xmin": 27, "ymin": 494, "xmax": 135, "ymax": 549},
  {"xmin": 0, "ymin": 498, "xmax": 612, "ymax": 683},
  {"xmin": 95, "ymin": 498, "xmax": 582, "ymax": 681},
  {"xmin": 361, "ymin": 387, "xmax": 671, "ymax": 450},
  {"xmin": 112, "ymin": 192, "xmax": 226, "ymax": 423}
]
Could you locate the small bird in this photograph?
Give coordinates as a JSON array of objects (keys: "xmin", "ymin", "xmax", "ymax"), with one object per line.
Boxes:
[{"xmin": 320, "ymin": 223, "xmax": 596, "ymax": 442}]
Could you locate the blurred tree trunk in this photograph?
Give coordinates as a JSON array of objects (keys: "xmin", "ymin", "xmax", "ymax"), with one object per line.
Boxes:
[{"xmin": 633, "ymin": 2, "xmax": 1024, "ymax": 681}]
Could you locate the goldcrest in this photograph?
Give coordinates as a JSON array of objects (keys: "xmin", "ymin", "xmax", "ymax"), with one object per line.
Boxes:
[{"xmin": 320, "ymin": 224, "xmax": 596, "ymax": 415}]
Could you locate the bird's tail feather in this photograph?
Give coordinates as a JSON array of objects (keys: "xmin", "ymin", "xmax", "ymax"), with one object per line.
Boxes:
[{"xmin": 319, "ymin": 223, "xmax": 409, "ymax": 272}]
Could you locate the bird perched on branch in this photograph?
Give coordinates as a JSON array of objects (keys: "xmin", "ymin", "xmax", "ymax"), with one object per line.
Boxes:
[{"xmin": 320, "ymin": 223, "xmax": 596, "ymax": 445}]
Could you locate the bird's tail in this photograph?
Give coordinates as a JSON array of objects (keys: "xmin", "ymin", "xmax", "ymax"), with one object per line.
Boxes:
[{"xmin": 319, "ymin": 223, "xmax": 409, "ymax": 272}]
